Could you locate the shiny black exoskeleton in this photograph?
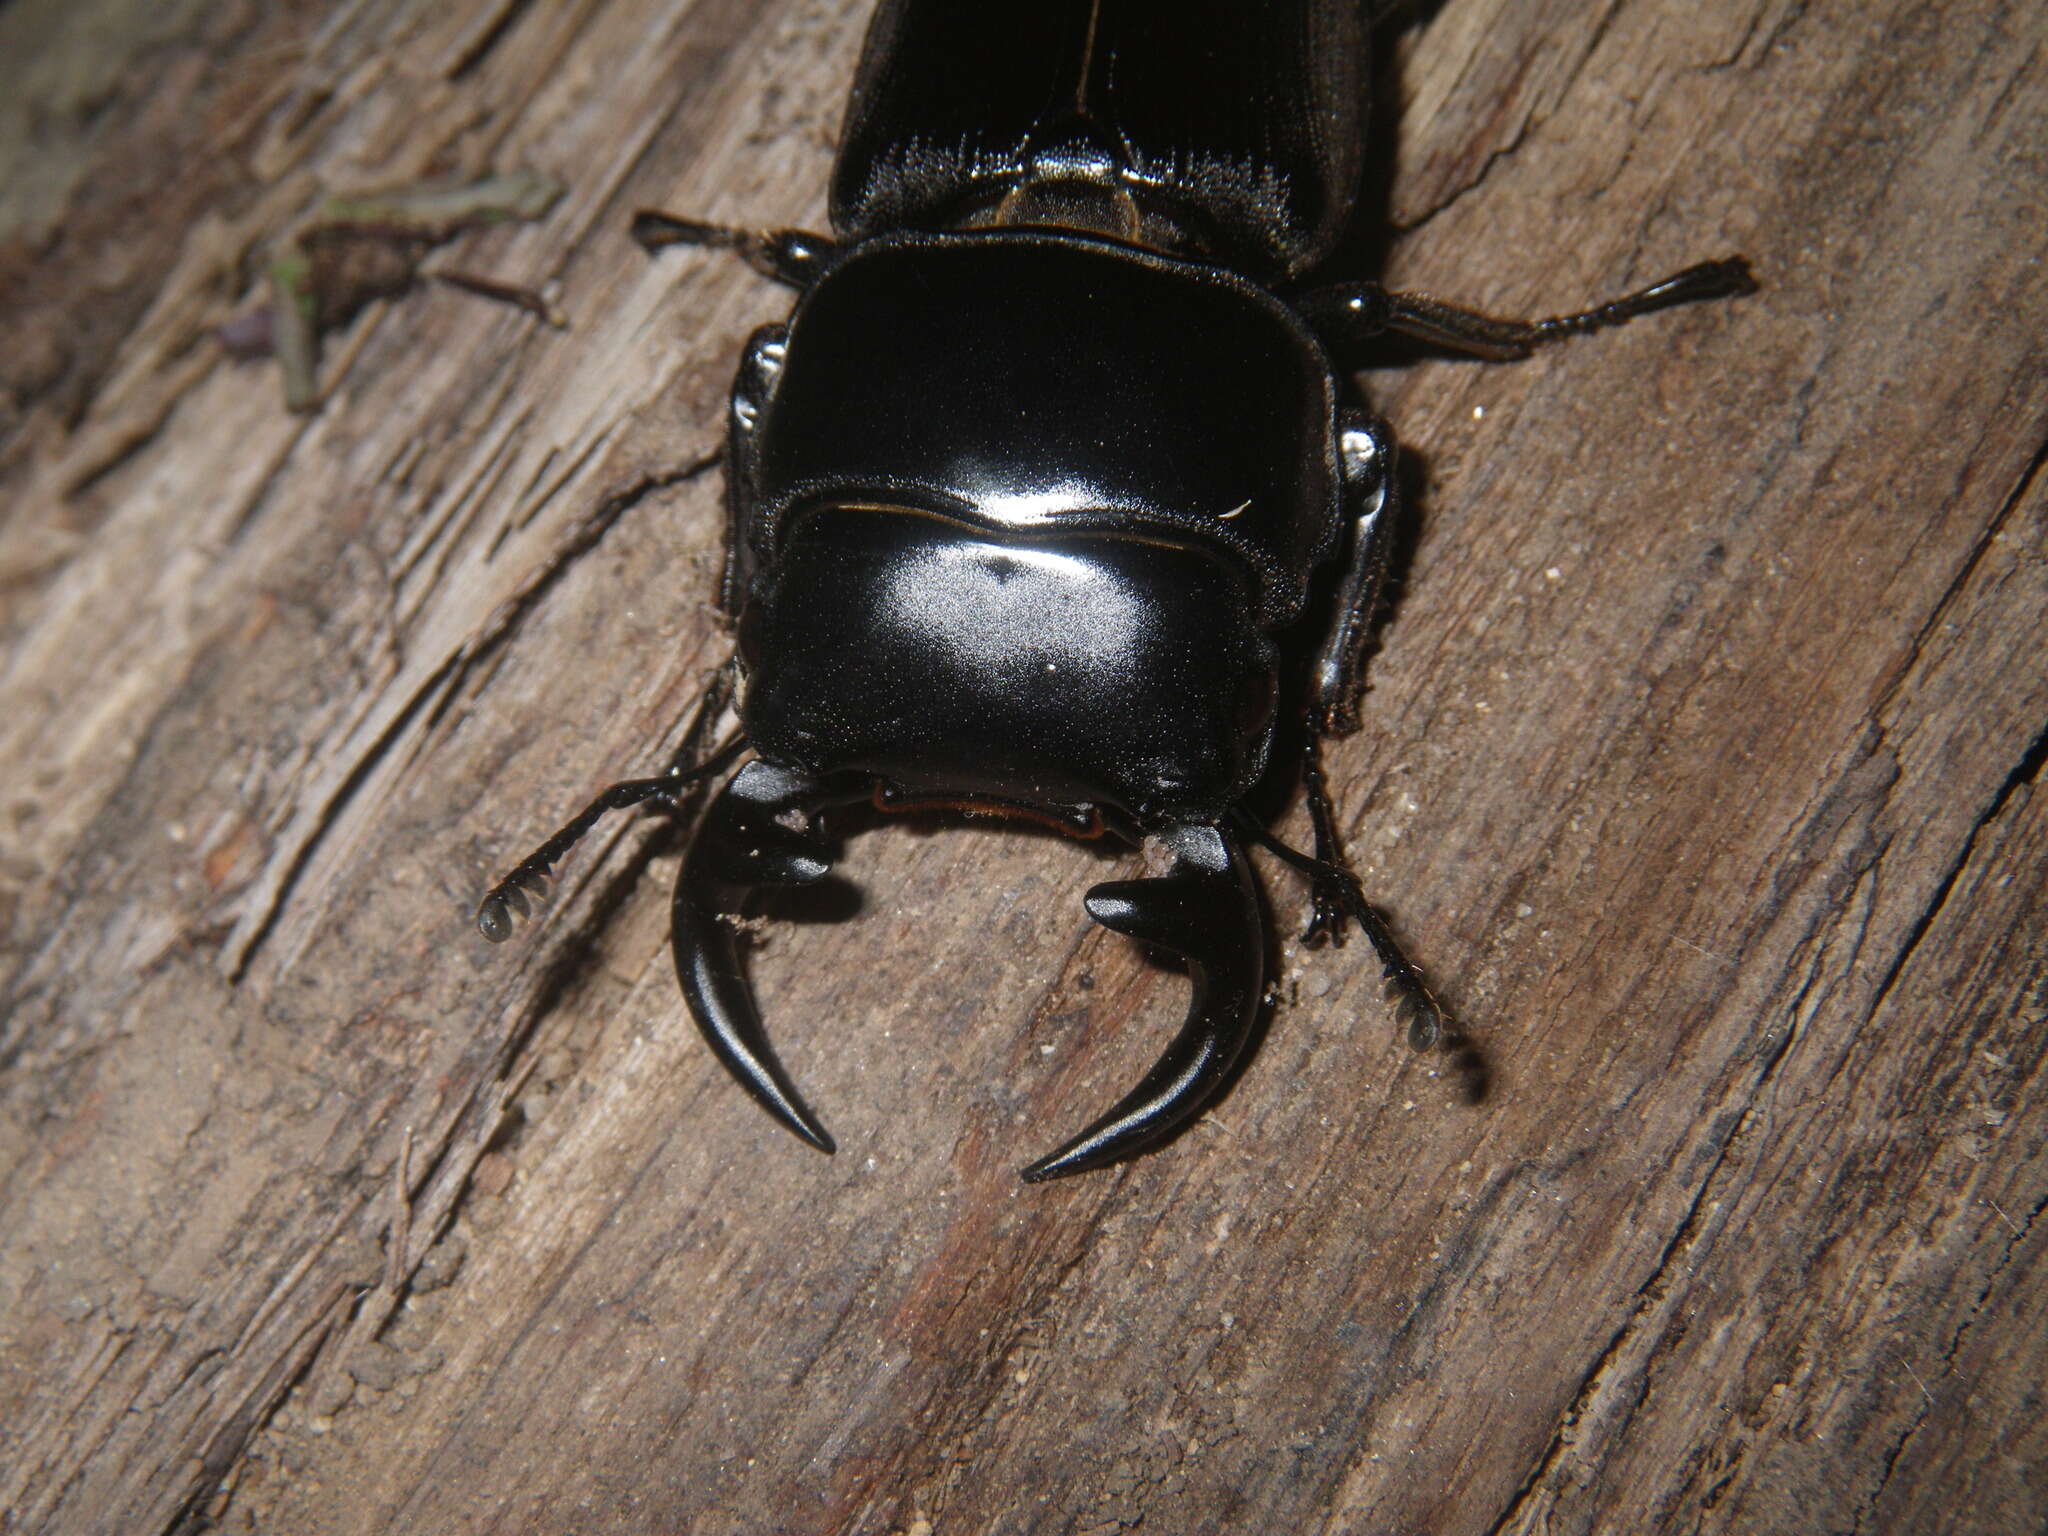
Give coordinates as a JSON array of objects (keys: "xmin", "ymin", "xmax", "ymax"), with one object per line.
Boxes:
[{"xmin": 479, "ymin": 0, "xmax": 1754, "ymax": 1181}]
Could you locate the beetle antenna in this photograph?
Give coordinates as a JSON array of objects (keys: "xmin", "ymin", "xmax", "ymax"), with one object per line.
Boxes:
[{"xmin": 476, "ymin": 670, "xmax": 744, "ymax": 943}]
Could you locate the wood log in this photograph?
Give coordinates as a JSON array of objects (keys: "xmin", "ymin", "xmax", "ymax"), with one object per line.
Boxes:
[{"xmin": 1, "ymin": 0, "xmax": 2041, "ymax": 1531}]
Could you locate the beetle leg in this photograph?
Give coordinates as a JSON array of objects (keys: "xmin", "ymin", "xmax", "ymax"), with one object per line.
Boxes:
[
  {"xmin": 1233, "ymin": 789, "xmax": 1450, "ymax": 1052},
  {"xmin": 1311, "ymin": 409, "xmax": 1398, "ymax": 736},
  {"xmin": 629, "ymin": 211, "xmax": 837, "ymax": 289},
  {"xmin": 1021, "ymin": 824, "xmax": 1265, "ymax": 1182},
  {"xmin": 673, "ymin": 760, "xmax": 867, "ymax": 1155},
  {"xmin": 719, "ymin": 324, "xmax": 787, "ymax": 615},
  {"xmin": 1296, "ymin": 256, "xmax": 1756, "ymax": 362},
  {"xmin": 476, "ymin": 668, "xmax": 739, "ymax": 941}
]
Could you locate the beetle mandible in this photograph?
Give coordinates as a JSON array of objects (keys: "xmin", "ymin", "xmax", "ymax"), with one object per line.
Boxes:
[{"xmin": 478, "ymin": 0, "xmax": 1754, "ymax": 1181}]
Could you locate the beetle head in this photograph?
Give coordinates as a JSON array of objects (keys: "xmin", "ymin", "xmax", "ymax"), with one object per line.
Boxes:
[{"xmin": 737, "ymin": 506, "xmax": 1279, "ymax": 827}]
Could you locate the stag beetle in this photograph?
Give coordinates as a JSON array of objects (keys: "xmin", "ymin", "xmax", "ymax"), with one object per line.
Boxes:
[{"xmin": 478, "ymin": 0, "xmax": 1754, "ymax": 1181}]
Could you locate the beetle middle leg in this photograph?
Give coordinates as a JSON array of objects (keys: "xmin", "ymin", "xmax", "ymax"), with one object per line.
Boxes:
[{"xmin": 1311, "ymin": 410, "xmax": 1400, "ymax": 736}]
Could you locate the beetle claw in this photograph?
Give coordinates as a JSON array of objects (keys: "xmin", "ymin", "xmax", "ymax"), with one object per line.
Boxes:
[
  {"xmin": 1299, "ymin": 875, "xmax": 1352, "ymax": 948},
  {"xmin": 1392, "ymin": 988, "xmax": 1446, "ymax": 1050},
  {"xmin": 673, "ymin": 760, "xmax": 848, "ymax": 1154},
  {"xmin": 1021, "ymin": 824, "xmax": 1265, "ymax": 1183}
]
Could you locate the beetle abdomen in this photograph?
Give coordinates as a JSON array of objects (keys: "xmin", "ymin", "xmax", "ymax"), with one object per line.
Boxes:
[{"xmin": 831, "ymin": 0, "xmax": 1364, "ymax": 280}]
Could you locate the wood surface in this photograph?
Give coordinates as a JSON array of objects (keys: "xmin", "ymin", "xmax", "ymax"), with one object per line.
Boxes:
[{"xmin": 1, "ymin": 0, "xmax": 2042, "ymax": 1532}]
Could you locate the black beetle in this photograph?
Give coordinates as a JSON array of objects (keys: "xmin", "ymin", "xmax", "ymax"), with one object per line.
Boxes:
[{"xmin": 479, "ymin": 0, "xmax": 1753, "ymax": 1181}]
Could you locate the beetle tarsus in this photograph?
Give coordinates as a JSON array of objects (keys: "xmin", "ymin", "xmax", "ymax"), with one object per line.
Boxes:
[
  {"xmin": 1021, "ymin": 824, "xmax": 1266, "ymax": 1182},
  {"xmin": 476, "ymin": 893, "xmax": 518, "ymax": 944},
  {"xmin": 1297, "ymin": 853, "xmax": 1448, "ymax": 1051},
  {"xmin": 1359, "ymin": 904, "xmax": 1450, "ymax": 1052},
  {"xmin": 476, "ymin": 876, "xmax": 540, "ymax": 944}
]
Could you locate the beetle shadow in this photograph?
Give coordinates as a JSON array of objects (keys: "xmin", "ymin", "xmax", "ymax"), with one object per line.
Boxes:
[
  {"xmin": 1303, "ymin": 0, "xmax": 1444, "ymax": 296},
  {"xmin": 1305, "ymin": 1, "xmax": 1534, "ymax": 372}
]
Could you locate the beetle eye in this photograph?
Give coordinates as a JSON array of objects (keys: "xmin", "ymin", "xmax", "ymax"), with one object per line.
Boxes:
[
  {"xmin": 736, "ymin": 598, "xmax": 767, "ymax": 668},
  {"xmin": 1237, "ymin": 667, "xmax": 1278, "ymax": 736}
]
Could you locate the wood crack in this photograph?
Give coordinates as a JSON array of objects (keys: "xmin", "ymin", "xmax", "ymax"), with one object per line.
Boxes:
[
  {"xmin": 1872, "ymin": 427, "xmax": 2047, "ymax": 725},
  {"xmin": 1863, "ymin": 717, "xmax": 2048, "ymax": 1029},
  {"xmin": 221, "ymin": 453, "xmax": 718, "ymax": 978},
  {"xmin": 1391, "ymin": 110, "xmax": 1542, "ymax": 242},
  {"xmin": 221, "ymin": 651, "xmax": 461, "ymax": 980},
  {"xmin": 1478, "ymin": 922, "xmax": 1837, "ymax": 1535},
  {"xmin": 1699, "ymin": 3, "xmax": 1769, "ymax": 74},
  {"xmin": 445, "ymin": 0, "xmax": 541, "ymax": 81},
  {"xmin": 1391, "ymin": 0, "xmax": 1629, "ymax": 239},
  {"xmin": 1856, "ymin": 1172, "xmax": 2048, "ymax": 1531}
]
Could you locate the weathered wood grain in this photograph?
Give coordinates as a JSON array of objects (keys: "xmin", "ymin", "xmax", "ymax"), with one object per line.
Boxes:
[{"xmin": 0, "ymin": 0, "xmax": 2041, "ymax": 1532}]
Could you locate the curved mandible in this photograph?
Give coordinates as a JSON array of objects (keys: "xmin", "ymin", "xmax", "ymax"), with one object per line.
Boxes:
[
  {"xmin": 1022, "ymin": 824, "xmax": 1266, "ymax": 1182},
  {"xmin": 673, "ymin": 758, "xmax": 851, "ymax": 1155}
]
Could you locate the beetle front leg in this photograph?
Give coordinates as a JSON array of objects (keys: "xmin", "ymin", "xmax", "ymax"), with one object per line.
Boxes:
[
  {"xmin": 1284, "ymin": 408, "xmax": 1452, "ymax": 1047},
  {"xmin": 718, "ymin": 324, "xmax": 787, "ymax": 615},
  {"xmin": 1297, "ymin": 256, "xmax": 1756, "ymax": 362},
  {"xmin": 1311, "ymin": 409, "xmax": 1398, "ymax": 737},
  {"xmin": 1234, "ymin": 796, "xmax": 1450, "ymax": 1053},
  {"xmin": 476, "ymin": 666, "xmax": 740, "ymax": 940}
]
